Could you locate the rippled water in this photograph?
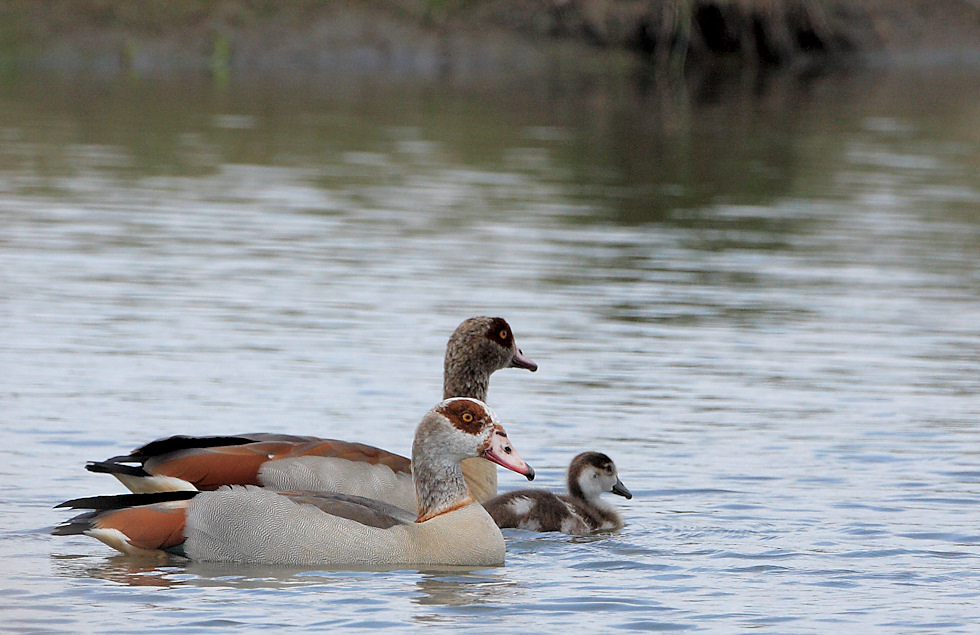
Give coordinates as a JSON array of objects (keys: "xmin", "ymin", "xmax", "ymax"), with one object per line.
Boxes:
[{"xmin": 2, "ymin": 67, "xmax": 980, "ymax": 632}]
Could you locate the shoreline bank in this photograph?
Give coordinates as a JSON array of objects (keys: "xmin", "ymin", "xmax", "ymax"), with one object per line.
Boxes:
[{"xmin": 2, "ymin": 1, "xmax": 980, "ymax": 84}]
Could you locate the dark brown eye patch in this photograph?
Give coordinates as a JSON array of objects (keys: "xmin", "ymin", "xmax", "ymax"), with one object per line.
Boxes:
[
  {"xmin": 437, "ymin": 399, "xmax": 486, "ymax": 434},
  {"xmin": 485, "ymin": 317, "xmax": 513, "ymax": 345}
]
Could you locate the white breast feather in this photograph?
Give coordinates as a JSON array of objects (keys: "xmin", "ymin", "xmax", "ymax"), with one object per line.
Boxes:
[
  {"xmin": 560, "ymin": 516, "xmax": 582, "ymax": 534},
  {"xmin": 518, "ymin": 518, "xmax": 542, "ymax": 532}
]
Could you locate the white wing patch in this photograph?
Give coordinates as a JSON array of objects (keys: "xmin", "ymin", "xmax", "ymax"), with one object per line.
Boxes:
[
  {"xmin": 507, "ymin": 496, "xmax": 536, "ymax": 517},
  {"xmin": 114, "ymin": 473, "xmax": 198, "ymax": 494}
]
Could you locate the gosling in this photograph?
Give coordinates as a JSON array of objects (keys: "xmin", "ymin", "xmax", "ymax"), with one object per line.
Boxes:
[{"xmin": 483, "ymin": 452, "xmax": 631, "ymax": 534}]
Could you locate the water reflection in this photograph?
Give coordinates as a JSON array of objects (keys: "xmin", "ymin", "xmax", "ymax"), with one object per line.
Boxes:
[
  {"xmin": 412, "ymin": 570, "xmax": 522, "ymax": 609},
  {"xmin": 51, "ymin": 551, "xmax": 523, "ymax": 605},
  {"xmin": 7, "ymin": 63, "xmax": 980, "ymax": 633},
  {"xmin": 5, "ymin": 69, "xmax": 978, "ymax": 239},
  {"xmin": 52, "ymin": 553, "xmax": 185, "ymax": 588}
]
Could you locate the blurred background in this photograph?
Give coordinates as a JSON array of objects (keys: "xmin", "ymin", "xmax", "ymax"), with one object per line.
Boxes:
[{"xmin": 2, "ymin": 2, "xmax": 980, "ymax": 633}]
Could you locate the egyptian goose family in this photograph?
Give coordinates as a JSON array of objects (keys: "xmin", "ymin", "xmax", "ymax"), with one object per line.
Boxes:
[
  {"xmin": 483, "ymin": 452, "xmax": 631, "ymax": 534},
  {"xmin": 55, "ymin": 399, "xmax": 534, "ymax": 566},
  {"xmin": 85, "ymin": 316, "xmax": 537, "ymax": 511},
  {"xmin": 55, "ymin": 316, "xmax": 632, "ymax": 564}
]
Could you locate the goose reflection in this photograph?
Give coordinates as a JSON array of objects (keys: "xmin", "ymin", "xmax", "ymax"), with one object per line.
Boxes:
[{"xmin": 412, "ymin": 569, "xmax": 523, "ymax": 609}]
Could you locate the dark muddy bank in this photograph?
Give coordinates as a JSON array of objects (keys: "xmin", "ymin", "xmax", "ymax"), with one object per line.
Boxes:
[{"xmin": 2, "ymin": 1, "xmax": 980, "ymax": 83}]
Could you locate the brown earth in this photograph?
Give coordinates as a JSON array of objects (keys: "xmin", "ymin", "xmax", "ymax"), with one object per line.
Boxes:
[{"xmin": 1, "ymin": 1, "xmax": 979, "ymax": 81}]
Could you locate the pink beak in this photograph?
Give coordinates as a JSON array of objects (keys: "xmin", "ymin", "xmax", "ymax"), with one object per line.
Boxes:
[
  {"xmin": 509, "ymin": 349, "xmax": 538, "ymax": 372},
  {"xmin": 483, "ymin": 427, "xmax": 535, "ymax": 480}
]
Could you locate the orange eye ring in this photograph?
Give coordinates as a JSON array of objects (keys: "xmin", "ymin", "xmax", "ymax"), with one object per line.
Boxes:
[
  {"xmin": 462, "ymin": 412, "xmax": 474, "ymax": 423},
  {"xmin": 499, "ymin": 330, "xmax": 508, "ymax": 340}
]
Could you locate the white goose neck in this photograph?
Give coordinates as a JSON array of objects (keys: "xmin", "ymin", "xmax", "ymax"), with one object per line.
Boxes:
[{"xmin": 412, "ymin": 424, "xmax": 475, "ymax": 522}]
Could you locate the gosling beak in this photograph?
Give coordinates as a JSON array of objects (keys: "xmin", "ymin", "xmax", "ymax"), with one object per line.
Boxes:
[
  {"xmin": 509, "ymin": 349, "xmax": 538, "ymax": 373},
  {"xmin": 611, "ymin": 478, "xmax": 632, "ymax": 499},
  {"xmin": 483, "ymin": 427, "xmax": 535, "ymax": 480}
]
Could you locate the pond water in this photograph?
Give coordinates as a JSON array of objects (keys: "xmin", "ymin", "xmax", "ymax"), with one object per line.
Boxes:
[{"xmin": 1, "ymin": 65, "xmax": 979, "ymax": 632}]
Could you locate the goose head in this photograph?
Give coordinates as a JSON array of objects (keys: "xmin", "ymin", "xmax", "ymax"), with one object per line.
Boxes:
[
  {"xmin": 443, "ymin": 317, "xmax": 537, "ymax": 401},
  {"xmin": 413, "ymin": 397, "xmax": 535, "ymax": 480},
  {"xmin": 413, "ymin": 398, "xmax": 534, "ymax": 522},
  {"xmin": 568, "ymin": 452, "xmax": 631, "ymax": 503}
]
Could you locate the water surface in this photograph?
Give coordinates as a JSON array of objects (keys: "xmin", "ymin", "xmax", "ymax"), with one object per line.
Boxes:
[{"xmin": 2, "ymin": 68, "xmax": 979, "ymax": 632}]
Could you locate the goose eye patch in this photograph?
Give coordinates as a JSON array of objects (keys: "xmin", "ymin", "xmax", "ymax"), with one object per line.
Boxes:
[{"xmin": 437, "ymin": 399, "xmax": 487, "ymax": 434}]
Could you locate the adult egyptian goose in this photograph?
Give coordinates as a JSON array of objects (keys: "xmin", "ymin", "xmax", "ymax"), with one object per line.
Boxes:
[
  {"xmin": 86, "ymin": 317, "xmax": 536, "ymax": 510},
  {"xmin": 55, "ymin": 398, "xmax": 535, "ymax": 566},
  {"xmin": 483, "ymin": 452, "xmax": 631, "ymax": 534}
]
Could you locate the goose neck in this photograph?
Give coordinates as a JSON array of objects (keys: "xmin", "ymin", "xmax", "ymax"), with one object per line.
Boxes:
[{"xmin": 412, "ymin": 435, "xmax": 474, "ymax": 522}]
